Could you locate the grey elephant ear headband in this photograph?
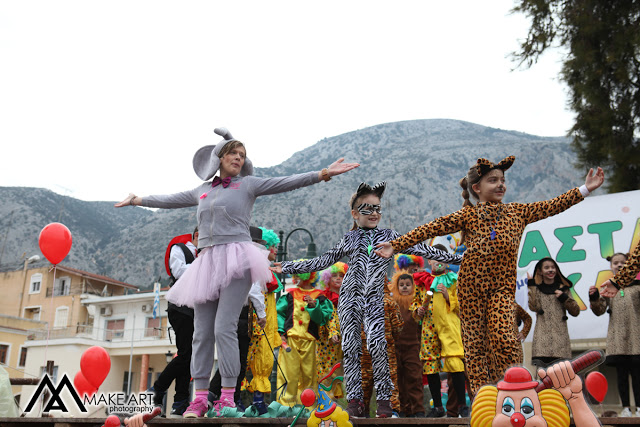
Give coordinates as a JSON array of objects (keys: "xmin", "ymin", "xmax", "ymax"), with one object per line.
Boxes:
[
  {"xmin": 192, "ymin": 127, "xmax": 255, "ymax": 181},
  {"xmin": 351, "ymin": 182, "xmax": 386, "ymax": 209}
]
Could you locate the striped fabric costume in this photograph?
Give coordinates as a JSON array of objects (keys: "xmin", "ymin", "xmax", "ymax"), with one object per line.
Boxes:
[
  {"xmin": 361, "ymin": 290, "xmax": 403, "ymax": 414},
  {"xmin": 281, "ymin": 228, "xmax": 462, "ymax": 403}
]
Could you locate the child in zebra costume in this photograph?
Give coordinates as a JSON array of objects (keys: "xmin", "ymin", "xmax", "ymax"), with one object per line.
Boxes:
[
  {"xmin": 273, "ymin": 182, "xmax": 462, "ymax": 418},
  {"xmin": 361, "ymin": 282, "xmax": 404, "ymax": 416}
]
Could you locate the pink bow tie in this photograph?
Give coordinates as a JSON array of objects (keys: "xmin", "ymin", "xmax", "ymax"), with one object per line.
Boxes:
[{"xmin": 212, "ymin": 176, "xmax": 232, "ymax": 188}]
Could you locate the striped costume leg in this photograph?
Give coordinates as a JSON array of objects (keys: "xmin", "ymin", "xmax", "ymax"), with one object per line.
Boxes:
[
  {"xmin": 364, "ymin": 288, "xmax": 392, "ymax": 401},
  {"xmin": 338, "ymin": 282, "xmax": 365, "ymax": 401}
]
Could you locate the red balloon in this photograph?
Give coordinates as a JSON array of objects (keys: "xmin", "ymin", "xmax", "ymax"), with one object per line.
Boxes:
[
  {"xmin": 38, "ymin": 223, "xmax": 72, "ymax": 265},
  {"xmin": 586, "ymin": 371, "xmax": 608, "ymax": 403},
  {"xmin": 73, "ymin": 371, "xmax": 97, "ymax": 398},
  {"xmin": 300, "ymin": 389, "xmax": 316, "ymax": 407},
  {"xmin": 104, "ymin": 415, "xmax": 121, "ymax": 427},
  {"xmin": 80, "ymin": 346, "xmax": 111, "ymax": 389}
]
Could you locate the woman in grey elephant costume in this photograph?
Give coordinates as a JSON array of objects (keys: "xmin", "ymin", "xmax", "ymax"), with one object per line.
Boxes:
[{"xmin": 116, "ymin": 127, "xmax": 358, "ymax": 418}]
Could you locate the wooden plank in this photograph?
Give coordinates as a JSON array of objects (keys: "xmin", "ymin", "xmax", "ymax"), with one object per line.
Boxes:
[{"xmin": 0, "ymin": 417, "xmax": 638, "ymax": 426}]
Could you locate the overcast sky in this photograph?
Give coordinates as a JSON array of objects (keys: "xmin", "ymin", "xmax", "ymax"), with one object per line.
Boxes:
[{"xmin": 0, "ymin": 0, "xmax": 573, "ymax": 202}]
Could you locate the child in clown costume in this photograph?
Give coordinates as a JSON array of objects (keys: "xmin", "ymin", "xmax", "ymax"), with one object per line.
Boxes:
[
  {"xmin": 412, "ymin": 244, "xmax": 468, "ymax": 417},
  {"xmin": 276, "ymin": 264, "xmax": 333, "ymax": 405},
  {"xmin": 316, "ymin": 262, "xmax": 348, "ymax": 399},
  {"xmin": 244, "ymin": 227, "xmax": 282, "ymax": 414},
  {"xmin": 394, "ymin": 253, "xmax": 424, "ymax": 274}
]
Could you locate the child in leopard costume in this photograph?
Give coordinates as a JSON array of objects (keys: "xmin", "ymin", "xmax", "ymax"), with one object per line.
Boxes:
[{"xmin": 376, "ymin": 157, "xmax": 604, "ymax": 394}]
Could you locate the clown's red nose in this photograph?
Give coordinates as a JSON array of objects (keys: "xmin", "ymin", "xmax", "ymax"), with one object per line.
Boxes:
[{"xmin": 510, "ymin": 412, "xmax": 525, "ymax": 427}]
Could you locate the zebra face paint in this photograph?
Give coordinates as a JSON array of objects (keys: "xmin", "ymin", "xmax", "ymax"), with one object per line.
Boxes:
[
  {"xmin": 351, "ymin": 194, "xmax": 381, "ymax": 229},
  {"xmin": 356, "ymin": 203, "xmax": 382, "ymax": 215}
]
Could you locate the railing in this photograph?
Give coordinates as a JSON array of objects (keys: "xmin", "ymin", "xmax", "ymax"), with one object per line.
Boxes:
[
  {"xmin": 26, "ymin": 326, "xmax": 169, "ymax": 342},
  {"xmin": 45, "ymin": 287, "xmax": 114, "ymax": 297}
]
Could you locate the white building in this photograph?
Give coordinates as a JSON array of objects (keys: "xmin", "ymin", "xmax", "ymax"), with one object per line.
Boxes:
[{"xmin": 20, "ymin": 290, "xmax": 196, "ymax": 417}]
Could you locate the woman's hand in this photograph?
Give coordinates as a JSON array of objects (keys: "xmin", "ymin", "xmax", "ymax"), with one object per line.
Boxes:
[
  {"xmin": 269, "ymin": 263, "xmax": 283, "ymax": 274},
  {"xmin": 415, "ymin": 306, "xmax": 425, "ymax": 319},
  {"xmin": 331, "ymin": 335, "xmax": 340, "ymax": 344},
  {"xmin": 599, "ymin": 280, "xmax": 619, "ymax": 298},
  {"xmin": 114, "ymin": 193, "xmax": 138, "ymax": 208},
  {"xmin": 588, "ymin": 285, "xmax": 597, "ymax": 296},
  {"xmin": 584, "ymin": 167, "xmax": 605, "ymax": 192},
  {"xmin": 517, "ymin": 332, "xmax": 525, "ymax": 342},
  {"xmin": 326, "ymin": 158, "xmax": 360, "ymax": 177},
  {"xmin": 554, "ymin": 289, "xmax": 563, "ymax": 298},
  {"xmin": 374, "ymin": 242, "xmax": 394, "ymax": 258}
]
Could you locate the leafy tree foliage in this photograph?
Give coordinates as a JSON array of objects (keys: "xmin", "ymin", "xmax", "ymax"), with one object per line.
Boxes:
[{"xmin": 512, "ymin": 0, "xmax": 640, "ymax": 192}]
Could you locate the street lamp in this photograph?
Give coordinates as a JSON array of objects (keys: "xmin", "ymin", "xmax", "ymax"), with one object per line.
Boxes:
[
  {"xmin": 165, "ymin": 350, "xmax": 174, "ymax": 363},
  {"xmin": 276, "ymin": 228, "xmax": 317, "ymax": 286}
]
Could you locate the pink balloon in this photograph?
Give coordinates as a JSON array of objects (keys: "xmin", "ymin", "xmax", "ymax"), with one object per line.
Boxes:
[
  {"xmin": 38, "ymin": 223, "xmax": 72, "ymax": 265},
  {"xmin": 80, "ymin": 346, "xmax": 111, "ymax": 388},
  {"xmin": 586, "ymin": 371, "xmax": 608, "ymax": 403},
  {"xmin": 73, "ymin": 371, "xmax": 97, "ymax": 398}
]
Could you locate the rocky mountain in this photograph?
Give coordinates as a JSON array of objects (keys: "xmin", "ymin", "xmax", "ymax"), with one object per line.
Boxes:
[{"xmin": 0, "ymin": 119, "xmax": 588, "ymax": 289}]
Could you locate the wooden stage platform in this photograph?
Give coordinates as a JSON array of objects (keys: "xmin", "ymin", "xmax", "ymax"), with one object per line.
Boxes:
[{"xmin": 2, "ymin": 417, "xmax": 640, "ymax": 427}]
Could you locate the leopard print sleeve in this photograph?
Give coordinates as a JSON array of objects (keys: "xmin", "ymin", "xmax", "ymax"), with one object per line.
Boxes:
[
  {"xmin": 612, "ymin": 242, "xmax": 640, "ymax": 288},
  {"xmin": 515, "ymin": 303, "xmax": 532, "ymax": 338},
  {"xmin": 520, "ymin": 187, "xmax": 584, "ymax": 225},
  {"xmin": 390, "ymin": 207, "xmax": 468, "ymax": 253}
]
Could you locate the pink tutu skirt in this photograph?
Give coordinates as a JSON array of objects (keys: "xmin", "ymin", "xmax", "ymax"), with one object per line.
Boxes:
[{"xmin": 166, "ymin": 241, "xmax": 272, "ymax": 308}]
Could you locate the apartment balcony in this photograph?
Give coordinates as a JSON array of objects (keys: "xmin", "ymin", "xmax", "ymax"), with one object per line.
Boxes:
[{"xmin": 25, "ymin": 325, "xmax": 169, "ymax": 342}]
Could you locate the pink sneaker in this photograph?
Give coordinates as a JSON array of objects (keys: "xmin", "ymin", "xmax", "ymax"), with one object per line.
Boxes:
[
  {"xmin": 211, "ymin": 396, "xmax": 236, "ymax": 417},
  {"xmin": 183, "ymin": 397, "xmax": 208, "ymax": 418}
]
